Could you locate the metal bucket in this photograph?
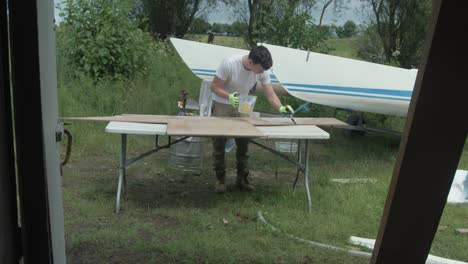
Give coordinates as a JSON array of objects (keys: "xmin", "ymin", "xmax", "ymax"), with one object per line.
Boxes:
[
  {"xmin": 275, "ymin": 141, "xmax": 298, "ymax": 153},
  {"xmin": 169, "ymin": 137, "xmax": 203, "ymax": 172}
]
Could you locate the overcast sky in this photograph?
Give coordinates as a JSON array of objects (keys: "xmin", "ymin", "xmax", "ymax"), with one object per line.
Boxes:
[
  {"xmin": 54, "ymin": 0, "xmax": 365, "ymax": 26},
  {"xmin": 206, "ymin": 0, "xmax": 365, "ymax": 25}
]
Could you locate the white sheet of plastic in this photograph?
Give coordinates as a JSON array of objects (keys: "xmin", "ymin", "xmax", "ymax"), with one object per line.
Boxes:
[
  {"xmin": 447, "ymin": 170, "xmax": 468, "ymax": 204},
  {"xmin": 349, "ymin": 236, "xmax": 468, "ymax": 264},
  {"xmin": 198, "ymin": 80, "xmax": 213, "ymax": 117}
]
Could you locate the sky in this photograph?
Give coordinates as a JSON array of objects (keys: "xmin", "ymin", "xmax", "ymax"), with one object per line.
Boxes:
[
  {"xmin": 206, "ymin": 0, "xmax": 365, "ymax": 25},
  {"xmin": 54, "ymin": 0, "xmax": 365, "ymax": 26}
]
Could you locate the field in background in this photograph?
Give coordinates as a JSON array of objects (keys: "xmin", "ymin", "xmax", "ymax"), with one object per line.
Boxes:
[
  {"xmin": 326, "ymin": 38, "xmax": 360, "ymax": 59},
  {"xmin": 184, "ymin": 34, "xmax": 360, "ymax": 59},
  {"xmin": 185, "ymin": 34, "xmax": 249, "ymax": 49},
  {"xmin": 59, "ymin": 34, "xmax": 468, "ymax": 263}
]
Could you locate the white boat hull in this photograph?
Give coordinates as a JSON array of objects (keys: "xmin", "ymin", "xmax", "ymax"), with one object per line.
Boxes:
[
  {"xmin": 170, "ymin": 38, "xmax": 417, "ymax": 117},
  {"xmin": 262, "ymin": 43, "xmax": 417, "ymax": 117}
]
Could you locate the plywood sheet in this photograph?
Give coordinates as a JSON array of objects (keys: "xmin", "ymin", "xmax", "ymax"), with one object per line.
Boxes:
[
  {"xmin": 245, "ymin": 117, "xmax": 346, "ymax": 126},
  {"xmin": 63, "ymin": 114, "xmax": 346, "ymax": 127},
  {"xmin": 114, "ymin": 114, "xmax": 171, "ymax": 124},
  {"xmin": 167, "ymin": 116, "xmax": 263, "ymax": 137},
  {"xmin": 63, "ymin": 115, "xmax": 171, "ymax": 124}
]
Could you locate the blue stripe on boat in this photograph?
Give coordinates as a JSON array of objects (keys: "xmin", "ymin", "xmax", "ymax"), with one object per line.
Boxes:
[
  {"xmin": 287, "ymin": 88, "xmax": 411, "ymax": 102},
  {"xmin": 284, "ymin": 83, "xmax": 412, "ymax": 98}
]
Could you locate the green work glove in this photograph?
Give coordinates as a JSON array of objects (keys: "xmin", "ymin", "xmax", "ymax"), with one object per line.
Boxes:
[
  {"xmin": 279, "ymin": 105, "xmax": 294, "ymax": 114},
  {"xmin": 229, "ymin": 92, "xmax": 239, "ymax": 107}
]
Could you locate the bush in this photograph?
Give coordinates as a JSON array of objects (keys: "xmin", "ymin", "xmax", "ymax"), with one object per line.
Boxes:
[
  {"xmin": 58, "ymin": 0, "xmax": 154, "ymax": 80},
  {"xmin": 252, "ymin": 7, "xmax": 330, "ymax": 53}
]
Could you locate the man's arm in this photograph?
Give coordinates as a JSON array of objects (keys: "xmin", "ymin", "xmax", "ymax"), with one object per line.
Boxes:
[
  {"xmin": 211, "ymin": 76, "xmax": 229, "ymax": 99},
  {"xmin": 262, "ymin": 83, "xmax": 282, "ymax": 110}
]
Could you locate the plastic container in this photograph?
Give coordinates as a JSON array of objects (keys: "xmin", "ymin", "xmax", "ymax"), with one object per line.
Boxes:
[
  {"xmin": 464, "ymin": 177, "xmax": 468, "ymax": 200},
  {"xmin": 238, "ymin": 95, "xmax": 257, "ymax": 114},
  {"xmin": 225, "ymin": 138, "xmax": 235, "ymax": 153}
]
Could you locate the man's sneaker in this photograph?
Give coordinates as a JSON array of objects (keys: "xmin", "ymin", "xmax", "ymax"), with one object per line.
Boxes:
[
  {"xmin": 214, "ymin": 181, "xmax": 227, "ymax": 193},
  {"xmin": 236, "ymin": 178, "xmax": 255, "ymax": 191}
]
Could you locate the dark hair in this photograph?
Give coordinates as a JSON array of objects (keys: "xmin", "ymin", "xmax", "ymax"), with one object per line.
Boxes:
[{"xmin": 248, "ymin": 46, "xmax": 273, "ymax": 70}]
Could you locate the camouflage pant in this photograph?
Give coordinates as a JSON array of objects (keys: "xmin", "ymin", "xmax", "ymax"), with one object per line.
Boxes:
[{"xmin": 211, "ymin": 101, "xmax": 249, "ymax": 182}]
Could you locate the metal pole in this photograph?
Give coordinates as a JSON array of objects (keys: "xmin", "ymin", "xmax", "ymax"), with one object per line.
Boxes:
[
  {"xmin": 293, "ymin": 139, "xmax": 302, "ymax": 192},
  {"xmin": 116, "ymin": 134, "xmax": 127, "ymax": 213},
  {"xmin": 304, "ymin": 140, "xmax": 312, "ymax": 212}
]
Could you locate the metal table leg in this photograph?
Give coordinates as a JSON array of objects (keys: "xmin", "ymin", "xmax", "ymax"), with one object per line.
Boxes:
[
  {"xmin": 293, "ymin": 139, "xmax": 302, "ymax": 192},
  {"xmin": 304, "ymin": 139, "xmax": 312, "ymax": 212},
  {"xmin": 116, "ymin": 134, "xmax": 127, "ymax": 213},
  {"xmin": 249, "ymin": 138, "xmax": 311, "ymax": 210}
]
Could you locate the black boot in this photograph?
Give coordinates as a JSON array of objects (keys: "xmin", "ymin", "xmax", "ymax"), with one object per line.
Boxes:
[
  {"xmin": 236, "ymin": 170, "xmax": 255, "ymax": 191},
  {"xmin": 215, "ymin": 173, "xmax": 227, "ymax": 193}
]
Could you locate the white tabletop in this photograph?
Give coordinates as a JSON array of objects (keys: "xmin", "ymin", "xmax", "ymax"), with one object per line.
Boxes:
[
  {"xmin": 105, "ymin": 121, "xmax": 329, "ymax": 139},
  {"xmin": 256, "ymin": 125, "xmax": 329, "ymax": 139},
  {"xmin": 105, "ymin": 121, "xmax": 167, "ymax": 135}
]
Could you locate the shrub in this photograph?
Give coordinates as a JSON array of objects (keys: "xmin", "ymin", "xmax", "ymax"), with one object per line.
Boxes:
[{"xmin": 58, "ymin": 0, "xmax": 154, "ymax": 79}]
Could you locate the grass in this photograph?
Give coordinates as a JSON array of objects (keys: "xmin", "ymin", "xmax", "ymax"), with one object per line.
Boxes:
[
  {"xmin": 62, "ymin": 131, "xmax": 468, "ymax": 263},
  {"xmin": 59, "ymin": 35, "xmax": 468, "ymax": 263},
  {"xmin": 325, "ymin": 38, "xmax": 360, "ymax": 59},
  {"xmin": 185, "ymin": 34, "xmax": 249, "ymax": 49}
]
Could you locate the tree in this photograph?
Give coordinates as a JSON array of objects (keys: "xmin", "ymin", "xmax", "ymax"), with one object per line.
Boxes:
[
  {"xmin": 356, "ymin": 24, "xmax": 386, "ymax": 63},
  {"xmin": 317, "ymin": 0, "xmax": 350, "ymax": 26},
  {"xmin": 336, "ymin": 20, "xmax": 357, "ymax": 38},
  {"xmin": 360, "ymin": 0, "xmax": 431, "ymax": 68},
  {"xmin": 221, "ymin": 0, "xmax": 348, "ymax": 51},
  {"xmin": 342, "ymin": 20, "xmax": 357, "ymax": 37},
  {"xmin": 58, "ymin": 0, "xmax": 154, "ymax": 79},
  {"xmin": 211, "ymin": 23, "xmax": 224, "ymax": 33},
  {"xmin": 145, "ymin": 0, "xmax": 200, "ymax": 39},
  {"xmin": 132, "ymin": 0, "xmax": 218, "ymax": 39},
  {"xmin": 189, "ymin": 17, "xmax": 211, "ymax": 34},
  {"xmin": 230, "ymin": 21, "xmax": 249, "ymax": 36}
]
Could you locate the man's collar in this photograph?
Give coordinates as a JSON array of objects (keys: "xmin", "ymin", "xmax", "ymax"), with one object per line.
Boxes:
[{"xmin": 242, "ymin": 56, "xmax": 251, "ymax": 71}]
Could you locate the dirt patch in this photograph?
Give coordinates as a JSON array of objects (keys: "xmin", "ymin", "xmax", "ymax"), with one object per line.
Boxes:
[
  {"xmin": 66, "ymin": 240, "xmax": 164, "ymax": 264},
  {"xmin": 236, "ymin": 212, "xmax": 257, "ymax": 223},
  {"xmin": 147, "ymin": 213, "xmax": 180, "ymax": 229},
  {"xmin": 66, "ymin": 241, "xmax": 100, "ymax": 264}
]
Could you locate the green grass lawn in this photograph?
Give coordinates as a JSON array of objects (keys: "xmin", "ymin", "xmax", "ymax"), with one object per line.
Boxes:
[
  {"xmin": 184, "ymin": 34, "xmax": 360, "ymax": 58},
  {"xmin": 59, "ymin": 36, "xmax": 468, "ymax": 263},
  {"xmin": 326, "ymin": 38, "xmax": 360, "ymax": 59},
  {"xmin": 62, "ymin": 125, "xmax": 468, "ymax": 263},
  {"xmin": 185, "ymin": 34, "xmax": 249, "ymax": 49}
]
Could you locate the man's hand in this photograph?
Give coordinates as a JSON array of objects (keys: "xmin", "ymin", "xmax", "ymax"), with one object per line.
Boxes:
[
  {"xmin": 279, "ymin": 105, "xmax": 294, "ymax": 114},
  {"xmin": 229, "ymin": 92, "xmax": 239, "ymax": 107}
]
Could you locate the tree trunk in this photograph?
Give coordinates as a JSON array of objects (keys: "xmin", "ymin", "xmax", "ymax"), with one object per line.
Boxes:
[
  {"xmin": 247, "ymin": 0, "xmax": 256, "ymax": 47},
  {"xmin": 146, "ymin": 0, "xmax": 202, "ymax": 40},
  {"xmin": 319, "ymin": 0, "xmax": 334, "ymax": 26},
  {"xmin": 178, "ymin": 0, "xmax": 201, "ymax": 37}
]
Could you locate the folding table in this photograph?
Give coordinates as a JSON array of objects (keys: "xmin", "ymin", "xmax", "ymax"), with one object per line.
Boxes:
[{"xmin": 105, "ymin": 121, "xmax": 329, "ymax": 213}]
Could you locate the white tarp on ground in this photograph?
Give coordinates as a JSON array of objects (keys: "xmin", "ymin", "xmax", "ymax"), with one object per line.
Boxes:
[
  {"xmin": 447, "ymin": 170, "xmax": 468, "ymax": 204},
  {"xmin": 349, "ymin": 236, "xmax": 468, "ymax": 264}
]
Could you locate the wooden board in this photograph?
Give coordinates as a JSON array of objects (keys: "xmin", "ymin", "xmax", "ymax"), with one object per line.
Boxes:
[
  {"xmin": 244, "ymin": 117, "xmax": 346, "ymax": 126},
  {"xmin": 166, "ymin": 116, "xmax": 263, "ymax": 137},
  {"xmin": 113, "ymin": 114, "xmax": 171, "ymax": 124},
  {"xmin": 62, "ymin": 115, "xmax": 171, "ymax": 124},
  {"xmin": 63, "ymin": 115, "xmax": 346, "ymax": 127}
]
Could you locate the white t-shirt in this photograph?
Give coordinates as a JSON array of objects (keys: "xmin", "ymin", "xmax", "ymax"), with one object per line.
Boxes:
[{"xmin": 212, "ymin": 55, "xmax": 271, "ymax": 104}]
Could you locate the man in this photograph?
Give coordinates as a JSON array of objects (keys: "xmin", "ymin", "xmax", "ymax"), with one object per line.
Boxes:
[{"xmin": 210, "ymin": 45, "xmax": 294, "ymax": 193}]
